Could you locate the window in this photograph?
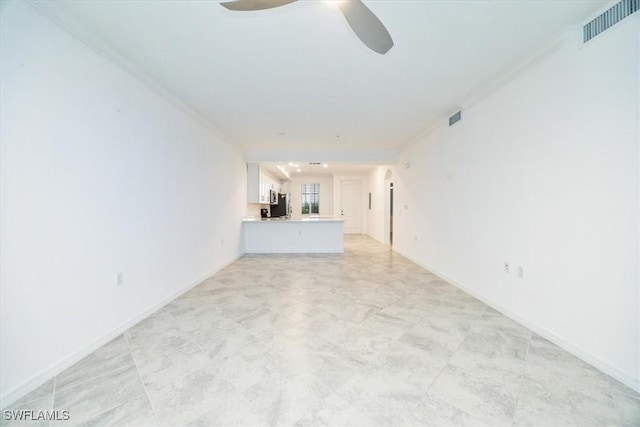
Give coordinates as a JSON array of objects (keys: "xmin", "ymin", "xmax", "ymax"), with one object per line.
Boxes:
[{"xmin": 301, "ymin": 183, "xmax": 319, "ymax": 215}]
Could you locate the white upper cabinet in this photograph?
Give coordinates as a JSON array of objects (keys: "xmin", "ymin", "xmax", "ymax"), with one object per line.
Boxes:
[
  {"xmin": 247, "ymin": 163, "xmax": 262, "ymax": 203},
  {"xmin": 247, "ymin": 163, "xmax": 281, "ymax": 204}
]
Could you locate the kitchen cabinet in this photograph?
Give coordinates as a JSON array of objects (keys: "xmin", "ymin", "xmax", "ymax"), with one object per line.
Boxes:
[
  {"xmin": 242, "ymin": 217, "xmax": 344, "ymax": 253},
  {"xmin": 247, "ymin": 163, "xmax": 263, "ymax": 203},
  {"xmin": 263, "ymin": 174, "xmax": 280, "ymax": 193},
  {"xmin": 247, "ymin": 163, "xmax": 281, "ymax": 204}
]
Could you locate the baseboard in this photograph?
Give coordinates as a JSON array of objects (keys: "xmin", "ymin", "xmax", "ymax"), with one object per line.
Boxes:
[
  {"xmin": 393, "ymin": 247, "xmax": 640, "ymax": 394},
  {"xmin": 365, "ymin": 232, "xmax": 387, "ymax": 246},
  {"xmin": 245, "ymin": 249, "xmax": 344, "ymax": 254},
  {"xmin": 0, "ymin": 251, "xmax": 244, "ymax": 409}
]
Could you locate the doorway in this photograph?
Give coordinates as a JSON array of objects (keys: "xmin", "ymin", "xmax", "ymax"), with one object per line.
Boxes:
[{"xmin": 340, "ymin": 180, "xmax": 362, "ymax": 234}]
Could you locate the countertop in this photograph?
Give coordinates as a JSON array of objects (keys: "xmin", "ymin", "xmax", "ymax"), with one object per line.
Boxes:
[{"xmin": 241, "ymin": 216, "xmax": 344, "ymax": 223}]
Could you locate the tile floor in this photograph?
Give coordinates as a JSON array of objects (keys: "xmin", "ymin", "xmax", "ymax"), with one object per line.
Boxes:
[{"xmin": 3, "ymin": 236, "xmax": 639, "ymax": 426}]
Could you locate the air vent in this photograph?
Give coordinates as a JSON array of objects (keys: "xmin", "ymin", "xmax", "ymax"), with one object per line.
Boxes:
[
  {"xmin": 449, "ymin": 110, "xmax": 462, "ymax": 127},
  {"xmin": 583, "ymin": 0, "xmax": 638, "ymax": 43},
  {"xmin": 308, "ymin": 162, "xmax": 321, "ymax": 165}
]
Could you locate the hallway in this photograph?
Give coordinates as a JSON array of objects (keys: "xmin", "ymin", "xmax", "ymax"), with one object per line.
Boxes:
[{"xmin": 5, "ymin": 236, "xmax": 638, "ymax": 426}]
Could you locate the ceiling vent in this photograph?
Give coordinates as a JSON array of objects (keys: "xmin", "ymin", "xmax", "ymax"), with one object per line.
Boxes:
[
  {"xmin": 583, "ymin": 0, "xmax": 638, "ymax": 43},
  {"xmin": 308, "ymin": 162, "xmax": 321, "ymax": 166},
  {"xmin": 449, "ymin": 110, "xmax": 462, "ymax": 127}
]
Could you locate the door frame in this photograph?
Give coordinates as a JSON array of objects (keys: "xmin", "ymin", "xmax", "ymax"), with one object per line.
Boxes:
[
  {"xmin": 384, "ymin": 170, "xmax": 393, "ymax": 245},
  {"xmin": 335, "ymin": 176, "xmax": 365, "ymax": 234}
]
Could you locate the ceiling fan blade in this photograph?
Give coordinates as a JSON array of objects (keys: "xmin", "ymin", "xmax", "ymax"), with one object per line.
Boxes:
[
  {"xmin": 337, "ymin": 0, "xmax": 394, "ymax": 54},
  {"xmin": 220, "ymin": 0, "xmax": 298, "ymax": 11}
]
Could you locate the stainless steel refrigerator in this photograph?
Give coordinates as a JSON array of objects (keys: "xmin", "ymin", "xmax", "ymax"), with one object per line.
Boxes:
[{"xmin": 270, "ymin": 193, "xmax": 290, "ymax": 218}]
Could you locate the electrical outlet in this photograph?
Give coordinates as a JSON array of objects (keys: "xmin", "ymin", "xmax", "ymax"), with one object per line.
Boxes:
[
  {"xmin": 504, "ymin": 263, "xmax": 510, "ymax": 274},
  {"xmin": 116, "ymin": 272, "xmax": 124, "ymax": 287},
  {"xmin": 221, "ymin": 239, "xmax": 224, "ymax": 247},
  {"xmin": 414, "ymin": 235, "xmax": 418, "ymax": 242},
  {"xmin": 517, "ymin": 266, "xmax": 524, "ymax": 279}
]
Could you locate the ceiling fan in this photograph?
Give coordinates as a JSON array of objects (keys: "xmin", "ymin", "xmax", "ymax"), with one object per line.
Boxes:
[{"xmin": 220, "ymin": 0, "xmax": 394, "ymax": 54}]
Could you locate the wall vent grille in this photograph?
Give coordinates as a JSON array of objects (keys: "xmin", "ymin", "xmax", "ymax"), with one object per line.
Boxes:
[
  {"xmin": 449, "ymin": 110, "xmax": 462, "ymax": 126},
  {"xmin": 583, "ymin": 0, "xmax": 638, "ymax": 42}
]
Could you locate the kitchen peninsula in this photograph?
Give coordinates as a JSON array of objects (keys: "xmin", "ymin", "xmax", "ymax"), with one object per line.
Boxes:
[{"xmin": 242, "ymin": 217, "xmax": 344, "ymax": 253}]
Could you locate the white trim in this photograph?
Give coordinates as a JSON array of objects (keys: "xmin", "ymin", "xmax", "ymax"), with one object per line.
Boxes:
[
  {"xmin": 244, "ymin": 249, "xmax": 344, "ymax": 254},
  {"xmin": 26, "ymin": 1, "xmax": 237, "ymax": 148},
  {"xmin": 366, "ymin": 232, "xmax": 387, "ymax": 246},
  {"xmin": 244, "ymin": 149, "xmax": 398, "ymax": 164},
  {"xmin": 0, "ymin": 252, "xmax": 245, "ymax": 409},
  {"xmin": 333, "ymin": 175, "xmax": 367, "ymax": 235},
  {"xmin": 392, "ymin": 247, "xmax": 640, "ymax": 394},
  {"xmin": 339, "ymin": 179, "xmax": 364, "ymax": 234},
  {"xmin": 399, "ymin": 28, "xmax": 569, "ymax": 152}
]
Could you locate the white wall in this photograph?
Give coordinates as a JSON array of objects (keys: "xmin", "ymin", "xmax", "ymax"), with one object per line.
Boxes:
[
  {"xmin": 371, "ymin": 17, "xmax": 640, "ymax": 391},
  {"xmin": 0, "ymin": 2, "xmax": 246, "ymax": 405},
  {"xmin": 366, "ymin": 167, "xmax": 392, "ymax": 243},
  {"xmin": 287, "ymin": 174, "xmax": 334, "ymax": 219}
]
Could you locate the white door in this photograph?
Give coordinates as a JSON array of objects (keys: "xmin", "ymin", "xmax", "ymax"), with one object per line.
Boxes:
[{"xmin": 340, "ymin": 180, "xmax": 362, "ymax": 234}]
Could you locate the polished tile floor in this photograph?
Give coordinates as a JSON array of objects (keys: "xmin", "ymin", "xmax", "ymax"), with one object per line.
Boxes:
[{"xmin": 4, "ymin": 236, "xmax": 639, "ymax": 426}]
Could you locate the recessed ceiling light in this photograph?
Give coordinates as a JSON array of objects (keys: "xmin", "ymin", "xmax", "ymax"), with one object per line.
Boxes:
[
  {"xmin": 294, "ymin": 164, "xmax": 299, "ymax": 168},
  {"xmin": 324, "ymin": 0, "xmax": 343, "ymax": 7},
  {"xmin": 288, "ymin": 162, "xmax": 294, "ymax": 166},
  {"xmin": 297, "ymin": 168, "xmax": 301, "ymax": 172},
  {"xmin": 323, "ymin": 164, "xmax": 328, "ymax": 168}
]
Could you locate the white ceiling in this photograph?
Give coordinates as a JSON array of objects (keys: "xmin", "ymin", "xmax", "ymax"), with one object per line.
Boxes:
[
  {"xmin": 33, "ymin": 0, "xmax": 608, "ymax": 156},
  {"xmin": 262, "ymin": 161, "xmax": 376, "ymax": 178}
]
